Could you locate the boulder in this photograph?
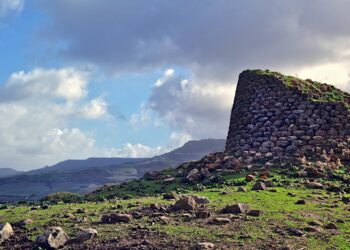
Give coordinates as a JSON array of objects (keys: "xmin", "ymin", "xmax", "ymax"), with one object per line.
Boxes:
[
  {"xmin": 325, "ymin": 223, "xmax": 338, "ymax": 230},
  {"xmin": 15, "ymin": 218, "xmax": 33, "ymax": 227},
  {"xmin": 76, "ymin": 228, "xmax": 98, "ymax": 242},
  {"xmin": 170, "ymin": 196, "xmax": 197, "ymax": 212},
  {"xmin": 245, "ymin": 175, "xmax": 255, "ymax": 182},
  {"xmin": 0, "ymin": 223, "xmax": 14, "ymax": 242},
  {"xmin": 35, "ymin": 227, "xmax": 69, "ymax": 249},
  {"xmin": 221, "ymin": 203, "xmax": 249, "ymax": 214},
  {"xmin": 195, "ymin": 210, "xmax": 211, "ymax": 219}
]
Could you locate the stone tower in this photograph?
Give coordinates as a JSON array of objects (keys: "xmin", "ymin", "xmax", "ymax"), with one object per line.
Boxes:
[{"xmin": 225, "ymin": 70, "xmax": 350, "ymax": 166}]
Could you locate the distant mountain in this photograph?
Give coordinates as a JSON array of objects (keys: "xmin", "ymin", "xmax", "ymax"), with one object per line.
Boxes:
[
  {"xmin": 0, "ymin": 139, "xmax": 225, "ymax": 202},
  {"xmin": 26, "ymin": 158, "xmax": 147, "ymax": 175},
  {"xmin": 0, "ymin": 168, "xmax": 23, "ymax": 178}
]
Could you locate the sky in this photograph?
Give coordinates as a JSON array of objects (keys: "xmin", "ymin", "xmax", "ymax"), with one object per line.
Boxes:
[{"xmin": 1, "ymin": 0, "xmax": 350, "ymax": 170}]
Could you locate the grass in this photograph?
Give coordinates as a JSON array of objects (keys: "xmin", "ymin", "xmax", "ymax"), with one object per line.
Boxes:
[{"xmin": 249, "ymin": 69, "xmax": 350, "ymax": 109}]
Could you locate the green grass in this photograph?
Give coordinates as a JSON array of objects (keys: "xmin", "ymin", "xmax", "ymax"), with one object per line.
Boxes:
[{"xmin": 249, "ymin": 69, "xmax": 350, "ymax": 109}]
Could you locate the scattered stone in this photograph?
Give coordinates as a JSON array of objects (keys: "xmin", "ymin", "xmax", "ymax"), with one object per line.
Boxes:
[
  {"xmin": 163, "ymin": 177, "xmax": 176, "ymax": 184},
  {"xmin": 295, "ymin": 200, "xmax": 306, "ymax": 205},
  {"xmin": 288, "ymin": 227, "xmax": 304, "ymax": 237},
  {"xmin": 195, "ymin": 210, "xmax": 211, "ymax": 219},
  {"xmin": 308, "ymin": 221, "xmax": 322, "ymax": 227},
  {"xmin": 341, "ymin": 196, "xmax": 350, "ymax": 204},
  {"xmin": 191, "ymin": 195, "xmax": 210, "ymax": 204},
  {"xmin": 237, "ymin": 186, "xmax": 247, "ymax": 192},
  {"xmin": 245, "ymin": 175, "xmax": 255, "ymax": 182},
  {"xmin": 209, "ymin": 217, "xmax": 231, "ymax": 225},
  {"xmin": 0, "ymin": 223, "xmax": 14, "ymax": 242},
  {"xmin": 109, "ymin": 213, "xmax": 132, "ymax": 223},
  {"xmin": 163, "ymin": 193, "xmax": 177, "ymax": 200},
  {"xmin": 158, "ymin": 216, "xmax": 170, "ymax": 224},
  {"xmin": 63, "ymin": 213, "xmax": 75, "ymax": 219},
  {"xmin": 247, "ymin": 210, "xmax": 262, "ymax": 217},
  {"xmin": 194, "ymin": 242, "xmax": 216, "ymax": 249},
  {"xmin": 324, "ymin": 223, "xmax": 338, "ymax": 230},
  {"xmin": 15, "ymin": 218, "xmax": 33, "ymax": 227},
  {"xmin": 76, "ymin": 228, "xmax": 98, "ymax": 242},
  {"xmin": 305, "ymin": 226, "xmax": 321, "ymax": 233},
  {"xmin": 76, "ymin": 208, "xmax": 85, "ymax": 214},
  {"xmin": 306, "ymin": 182, "xmax": 324, "ymax": 189},
  {"xmin": 170, "ymin": 196, "xmax": 197, "ymax": 212},
  {"xmin": 221, "ymin": 203, "xmax": 249, "ymax": 214},
  {"xmin": 287, "ymin": 192, "xmax": 297, "ymax": 197},
  {"xmin": 41, "ymin": 204, "xmax": 49, "ymax": 210},
  {"xmin": 35, "ymin": 227, "xmax": 69, "ymax": 249},
  {"xmin": 182, "ymin": 213, "xmax": 193, "ymax": 222},
  {"xmin": 131, "ymin": 211, "xmax": 142, "ymax": 219},
  {"xmin": 252, "ymin": 181, "xmax": 266, "ymax": 191}
]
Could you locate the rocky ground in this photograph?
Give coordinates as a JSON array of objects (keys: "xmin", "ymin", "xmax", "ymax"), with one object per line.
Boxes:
[{"xmin": 0, "ymin": 166, "xmax": 349, "ymax": 250}]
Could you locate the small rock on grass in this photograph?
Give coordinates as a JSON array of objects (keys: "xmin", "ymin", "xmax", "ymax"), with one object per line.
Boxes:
[
  {"xmin": 324, "ymin": 223, "xmax": 338, "ymax": 230},
  {"xmin": 221, "ymin": 203, "xmax": 249, "ymax": 214},
  {"xmin": 209, "ymin": 217, "xmax": 231, "ymax": 225},
  {"xmin": 170, "ymin": 196, "xmax": 197, "ymax": 212},
  {"xmin": 295, "ymin": 200, "xmax": 306, "ymax": 205},
  {"xmin": 0, "ymin": 223, "xmax": 14, "ymax": 242},
  {"xmin": 247, "ymin": 210, "xmax": 262, "ymax": 217},
  {"xmin": 194, "ymin": 242, "xmax": 215, "ymax": 249},
  {"xmin": 35, "ymin": 226, "xmax": 69, "ymax": 249},
  {"xmin": 76, "ymin": 228, "xmax": 98, "ymax": 242}
]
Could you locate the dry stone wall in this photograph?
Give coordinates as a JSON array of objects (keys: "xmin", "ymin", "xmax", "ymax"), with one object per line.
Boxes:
[{"xmin": 225, "ymin": 70, "xmax": 350, "ymax": 166}]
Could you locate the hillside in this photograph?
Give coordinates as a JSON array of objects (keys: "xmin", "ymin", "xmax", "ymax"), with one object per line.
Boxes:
[
  {"xmin": 0, "ymin": 168, "xmax": 22, "ymax": 178},
  {"xmin": 0, "ymin": 139, "xmax": 225, "ymax": 202}
]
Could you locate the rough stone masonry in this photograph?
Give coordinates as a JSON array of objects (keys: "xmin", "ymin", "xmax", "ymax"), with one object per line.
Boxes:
[{"xmin": 225, "ymin": 70, "xmax": 350, "ymax": 167}]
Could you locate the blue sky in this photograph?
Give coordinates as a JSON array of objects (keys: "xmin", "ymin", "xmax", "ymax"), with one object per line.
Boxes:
[{"xmin": 1, "ymin": 0, "xmax": 350, "ymax": 170}]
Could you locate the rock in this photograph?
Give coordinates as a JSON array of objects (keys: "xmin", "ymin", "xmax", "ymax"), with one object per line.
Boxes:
[
  {"xmin": 170, "ymin": 196, "xmax": 197, "ymax": 212},
  {"xmin": 15, "ymin": 218, "xmax": 33, "ymax": 227},
  {"xmin": 41, "ymin": 204, "xmax": 49, "ymax": 209},
  {"xmin": 327, "ymin": 185, "xmax": 342, "ymax": 193},
  {"xmin": 252, "ymin": 181, "xmax": 266, "ymax": 191},
  {"xmin": 131, "ymin": 211, "xmax": 142, "ymax": 219},
  {"xmin": 191, "ymin": 195, "xmax": 210, "ymax": 204},
  {"xmin": 35, "ymin": 227, "xmax": 69, "ymax": 249},
  {"xmin": 63, "ymin": 213, "xmax": 75, "ymax": 219},
  {"xmin": 341, "ymin": 196, "xmax": 350, "ymax": 204},
  {"xmin": 308, "ymin": 221, "xmax": 322, "ymax": 227},
  {"xmin": 101, "ymin": 214, "xmax": 110, "ymax": 223},
  {"xmin": 163, "ymin": 177, "xmax": 176, "ymax": 184},
  {"xmin": 195, "ymin": 210, "xmax": 211, "ymax": 219},
  {"xmin": 221, "ymin": 203, "xmax": 249, "ymax": 214},
  {"xmin": 306, "ymin": 182, "xmax": 324, "ymax": 189},
  {"xmin": 247, "ymin": 210, "xmax": 262, "ymax": 217},
  {"xmin": 163, "ymin": 193, "xmax": 177, "ymax": 200},
  {"xmin": 0, "ymin": 223, "xmax": 14, "ymax": 242},
  {"xmin": 109, "ymin": 213, "xmax": 132, "ymax": 223},
  {"xmin": 325, "ymin": 223, "xmax": 338, "ymax": 230},
  {"xmin": 245, "ymin": 175, "xmax": 255, "ymax": 181},
  {"xmin": 209, "ymin": 217, "xmax": 231, "ymax": 225},
  {"xmin": 304, "ymin": 226, "xmax": 321, "ymax": 233},
  {"xmin": 76, "ymin": 228, "xmax": 98, "ymax": 242},
  {"xmin": 76, "ymin": 208, "xmax": 85, "ymax": 214},
  {"xmin": 288, "ymin": 227, "xmax": 304, "ymax": 237},
  {"xmin": 237, "ymin": 186, "xmax": 247, "ymax": 192},
  {"xmin": 158, "ymin": 216, "xmax": 170, "ymax": 224},
  {"xmin": 194, "ymin": 242, "xmax": 216, "ymax": 249},
  {"xmin": 186, "ymin": 169, "xmax": 201, "ymax": 182},
  {"xmin": 295, "ymin": 200, "xmax": 306, "ymax": 205}
]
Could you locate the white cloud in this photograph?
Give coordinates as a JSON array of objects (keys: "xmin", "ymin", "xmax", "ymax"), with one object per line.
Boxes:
[
  {"xmin": 135, "ymin": 69, "xmax": 234, "ymax": 139},
  {"xmin": 3, "ymin": 68, "xmax": 88, "ymax": 102},
  {"xmin": 0, "ymin": 67, "xmax": 115, "ymax": 170},
  {"xmin": 79, "ymin": 98, "xmax": 108, "ymax": 119},
  {"xmin": 0, "ymin": 0, "xmax": 24, "ymax": 17}
]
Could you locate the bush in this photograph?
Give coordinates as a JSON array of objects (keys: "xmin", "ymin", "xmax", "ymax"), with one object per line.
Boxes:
[{"xmin": 41, "ymin": 192, "xmax": 83, "ymax": 204}]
